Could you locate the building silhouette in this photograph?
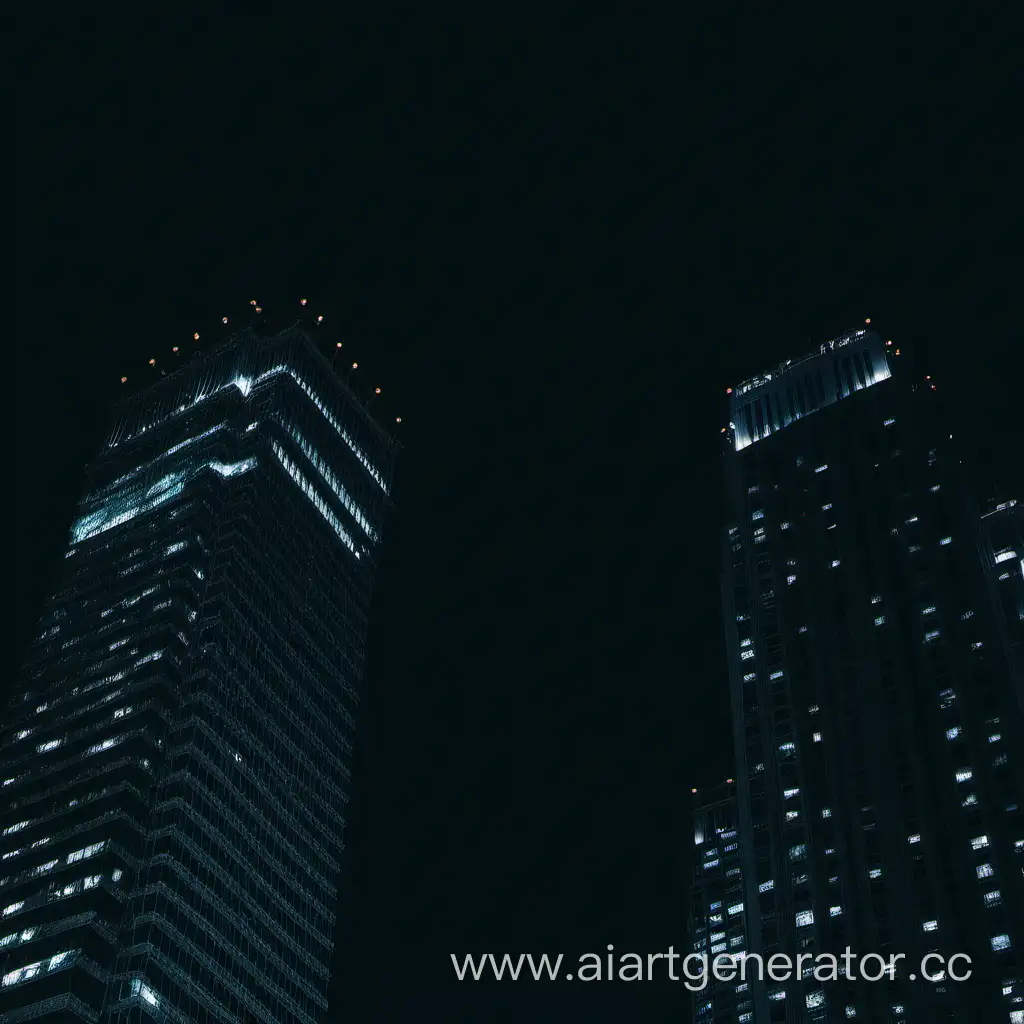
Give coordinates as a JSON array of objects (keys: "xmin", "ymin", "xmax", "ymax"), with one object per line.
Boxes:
[
  {"xmin": 703, "ymin": 327, "xmax": 1023, "ymax": 1022},
  {"xmin": 1, "ymin": 317, "xmax": 397, "ymax": 1022}
]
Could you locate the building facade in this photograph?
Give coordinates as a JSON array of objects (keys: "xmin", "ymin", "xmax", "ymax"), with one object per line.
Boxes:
[
  {"xmin": 1, "ymin": 320, "xmax": 397, "ymax": 1022},
  {"xmin": 717, "ymin": 328, "xmax": 1023, "ymax": 1022},
  {"xmin": 689, "ymin": 782, "xmax": 753, "ymax": 1023}
]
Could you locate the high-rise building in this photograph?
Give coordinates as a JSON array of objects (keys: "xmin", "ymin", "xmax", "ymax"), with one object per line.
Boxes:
[
  {"xmin": 689, "ymin": 782, "xmax": 752, "ymax": 1023},
  {"xmin": 1, "ymin": 317, "xmax": 397, "ymax": 1022},
  {"xmin": 718, "ymin": 328, "xmax": 1023, "ymax": 1022}
]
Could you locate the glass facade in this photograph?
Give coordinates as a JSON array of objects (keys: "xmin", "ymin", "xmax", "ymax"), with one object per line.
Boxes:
[
  {"xmin": 718, "ymin": 330, "xmax": 1023, "ymax": 1021},
  {"xmin": 1, "ymin": 323, "xmax": 397, "ymax": 1022}
]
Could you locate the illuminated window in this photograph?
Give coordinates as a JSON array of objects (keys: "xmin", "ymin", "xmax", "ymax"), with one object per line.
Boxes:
[
  {"xmin": 983, "ymin": 890, "xmax": 1001, "ymax": 907},
  {"xmin": 796, "ymin": 909, "xmax": 814, "ymax": 927},
  {"xmin": 992, "ymin": 934, "xmax": 1011, "ymax": 952},
  {"xmin": 956, "ymin": 769, "xmax": 973, "ymax": 783},
  {"xmin": 977, "ymin": 863, "xmax": 995, "ymax": 878},
  {"xmin": 946, "ymin": 727, "xmax": 961, "ymax": 740},
  {"xmin": 908, "ymin": 834, "xmax": 921, "ymax": 844},
  {"xmin": 922, "ymin": 920, "xmax": 938, "ymax": 932},
  {"xmin": 829, "ymin": 906, "xmax": 842, "ymax": 918}
]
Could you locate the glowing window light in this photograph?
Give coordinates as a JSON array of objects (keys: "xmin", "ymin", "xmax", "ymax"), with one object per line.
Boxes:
[
  {"xmin": 279, "ymin": 422, "xmax": 377, "ymax": 541},
  {"xmin": 270, "ymin": 441, "xmax": 360, "ymax": 557}
]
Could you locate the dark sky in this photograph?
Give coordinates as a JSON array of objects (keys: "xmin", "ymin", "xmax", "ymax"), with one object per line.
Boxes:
[{"xmin": 8, "ymin": 13, "xmax": 1021, "ymax": 1022}]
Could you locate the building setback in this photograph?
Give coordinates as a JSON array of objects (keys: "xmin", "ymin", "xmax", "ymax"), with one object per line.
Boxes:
[
  {"xmin": 710, "ymin": 327, "xmax": 1023, "ymax": 1022},
  {"xmin": 1, "ymin": 318, "xmax": 397, "ymax": 1022}
]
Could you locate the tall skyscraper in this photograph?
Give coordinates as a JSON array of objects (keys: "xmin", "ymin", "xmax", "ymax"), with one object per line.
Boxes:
[
  {"xmin": 689, "ymin": 781, "xmax": 753, "ymax": 1023},
  {"xmin": 1, "ymin": 316, "xmax": 397, "ymax": 1022},
  {"xmin": 717, "ymin": 327, "xmax": 1023, "ymax": 1022}
]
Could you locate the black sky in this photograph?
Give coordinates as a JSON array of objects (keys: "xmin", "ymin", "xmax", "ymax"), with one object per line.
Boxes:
[{"xmin": 8, "ymin": 13, "xmax": 1021, "ymax": 1022}]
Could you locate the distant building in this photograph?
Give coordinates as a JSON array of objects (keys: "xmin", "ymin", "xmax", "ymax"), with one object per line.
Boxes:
[{"xmin": 689, "ymin": 782, "xmax": 752, "ymax": 1023}]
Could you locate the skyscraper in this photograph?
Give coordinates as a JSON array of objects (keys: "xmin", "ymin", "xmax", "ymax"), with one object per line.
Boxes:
[
  {"xmin": 1, "ymin": 316, "xmax": 397, "ymax": 1022},
  {"xmin": 718, "ymin": 328, "xmax": 1023, "ymax": 1022}
]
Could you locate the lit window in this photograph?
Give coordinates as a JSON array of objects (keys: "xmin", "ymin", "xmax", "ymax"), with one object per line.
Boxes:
[
  {"xmin": 807, "ymin": 991, "xmax": 825, "ymax": 1008},
  {"xmin": 983, "ymin": 890, "xmax": 1001, "ymax": 907},
  {"xmin": 992, "ymin": 934, "xmax": 1011, "ymax": 952},
  {"xmin": 939, "ymin": 536, "xmax": 952, "ymax": 545},
  {"xmin": 808, "ymin": 704, "xmax": 820, "ymax": 714},
  {"xmin": 977, "ymin": 863, "xmax": 995, "ymax": 878},
  {"xmin": 758, "ymin": 880, "xmax": 774, "ymax": 893},
  {"xmin": 787, "ymin": 574, "xmax": 797, "ymax": 584},
  {"xmin": 908, "ymin": 834, "xmax": 921, "ymax": 844},
  {"xmin": 822, "ymin": 503, "xmax": 832, "ymax": 510},
  {"xmin": 923, "ymin": 920, "xmax": 938, "ymax": 932},
  {"xmin": 829, "ymin": 906, "xmax": 842, "ymax": 918},
  {"xmin": 752, "ymin": 510, "xmax": 765, "ymax": 521},
  {"xmin": 822, "ymin": 808, "xmax": 832, "ymax": 818},
  {"xmin": 946, "ymin": 727, "xmax": 961, "ymax": 740},
  {"xmin": 728, "ymin": 902, "xmax": 743, "ymax": 915},
  {"xmin": 784, "ymin": 788, "xmax": 800, "ymax": 799},
  {"xmin": 869, "ymin": 868, "xmax": 882, "ymax": 879},
  {"xmin": 769, "ymin": 670, "xmax": 784, "ymax": 680},
  {"xmin": 921, "ymin": 605, "xmax": 936, "ymax": 615},
  {"xmin": 780, "ymin": 521, "xmax": 791, "ymax": 530},
  {"xmin": 971, "ymin": 835, "xmax": 990, "ymax": 850},
  {"xmin": 956, "ymin": 769, "xmax": 973, "ymax": 783},
  {"xmin": 815, "ymin": 465, "xmax": 827, "ymax": 473},
  {"xmin": 871, "ymin": 595, "xmax": 882, "ymax": 604},
  {"xmin": 924, "ymin": 630, "xmax": 941, "ymax": 642},
  {"xmin": 831, "ymin": 559, "xmax": 841, "ymax": 568},
  {"xmin": 786, "ymin": 810, "xmax": 800, "ymax": 821},
  {"xmin": 995, "ymin": 550, "xmax": 1017, "ymax": 564},
  {"xmin": 971, "ymin": 641, "xmax": 984, "ymax": 650},
  {"xmin": 796, "ymin": 909, "xmax": 814, "ymax": 927},
  {"xmin": 813, "ymin": 732, "xmax": 822, "ymax": 743},
  {"xmin": 131, "ymin": 979, "xmax": 161, "ymax": 1007},
  {"xmin": 740, "ymin": 649, "xmax": 754, "ymax": 661},
  {"xmin": 789, "ymin": 844, "xmax": 808, "ymax": 860},
  {"xmin": 846, "ymin": 1007, "xmax": 857, "ymax": 1018},
  {"xmin": 875, "ymin": 615, "xmax": 886, "ymax": 626},
  {"xmin": 779, "ymin": 742, "xmax": 795, "ymax": 754},
  {"xmin": 962, "ymin": 794, "xmax": 978, "ymax": 807},
  {"xmin": 989, "ymin": 733, "xmax": 1002, "ymax": 743}
]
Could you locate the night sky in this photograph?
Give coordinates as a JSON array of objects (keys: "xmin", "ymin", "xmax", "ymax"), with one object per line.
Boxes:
[{"xmin": 9, "ymin": 14, "xmax": 1020, "ymax": 1022}]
